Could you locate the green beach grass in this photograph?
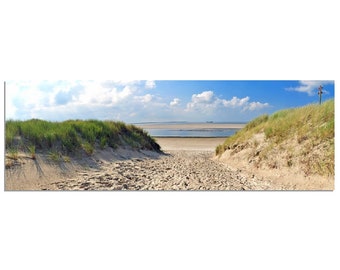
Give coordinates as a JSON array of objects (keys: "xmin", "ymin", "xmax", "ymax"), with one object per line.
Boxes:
[
  {"xmin": 216, "ymin": 99, "xmax": 334, "ymax": 177},
  {"xmin": 5, "ymin": 119, "xmax": 161, "ymax": 158}
]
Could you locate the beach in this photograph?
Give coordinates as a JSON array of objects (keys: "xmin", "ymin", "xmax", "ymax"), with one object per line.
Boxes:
[
  {"xmin": 6, "ymin": 136, "xmax": 281, "ymax": 191},
  {"xmin": 155, "ymin": 137, "xmax": 225, "ymax": 151},
  {"xmin": 6, "ymin": 134, "xmax": 332, "ymax": 191}
]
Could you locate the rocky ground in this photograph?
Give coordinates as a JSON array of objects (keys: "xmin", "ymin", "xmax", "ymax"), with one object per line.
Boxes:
[{"xmin": 41, "ymin": 150, "xmax": 282, "ymax": 191}]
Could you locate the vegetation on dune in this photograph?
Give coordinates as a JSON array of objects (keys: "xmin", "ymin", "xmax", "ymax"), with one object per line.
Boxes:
[
  {"xmin": 5, "ymin": 119, "xmax": 161, "ymax": 159},
  {"xmin": 216, "ymin": 99, "xmax": 334, "ymax": 176}
]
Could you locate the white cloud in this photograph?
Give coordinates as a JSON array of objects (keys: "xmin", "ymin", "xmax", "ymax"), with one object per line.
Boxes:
[
  {"xmin": 5, "ymin": 82, "xmax": 20, "ymax": 119},
  {"xmin": 118, "ymin": 86, "xmax": 135, "ymax": 100},
  {"xmin": 145, "ymin": 80, "xmax": 156, "ymax": 89},
  {"xmin": 192, "ymin": 91, "xmax": 214, "ymax": 103},
  {"xmin": 244, "ymin": 101, "xmax": 270, "ymax": 111},
  {"xmin": 186, "ymin": 91, "xmax": 216, "ymax": 111},
  {"xmin": 134, "ymin": 94, "xmax": 153, "ymax": 103},
  {"xmin": 5, "ymin": 80, "xmax": 143, "ymax": 120},
  {"xmin": 6, "ymin": 81, "xmax": 57, "ymax": 119},
  {"xmin": 285, "ymin": 80, "xmax": 334, "ymax": 96},
  {"xmin": 5, "ymin": 81, "xmax": 271, "ymax": 123},
  {"xmin": 170, "ymin": 98, "xmax": 180, "ymax": 107},
  {"xmin": 186, "ymin": 91, "xmax": 269, "ymax": 113},
  {"xmin": 66, "ymin": 81, "xmax": 137, "ymax": 106},
  {"xmin": 222, "ymin": 96, "xmax": 250, "ymax": 108}
]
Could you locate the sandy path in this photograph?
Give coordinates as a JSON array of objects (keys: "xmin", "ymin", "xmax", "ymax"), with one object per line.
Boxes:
[
  {"xmin": 40, "ymin": 138, "xmax": 280, "ymax": 191},
  {"xmin": 43, "ymin": 151, "xmax": 277, "ymax": 191}
]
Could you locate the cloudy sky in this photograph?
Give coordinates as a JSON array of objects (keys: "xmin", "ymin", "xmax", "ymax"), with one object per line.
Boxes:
[{"xmin": 5, "ymin": 80, "xmax": 334, "ymax": 123}]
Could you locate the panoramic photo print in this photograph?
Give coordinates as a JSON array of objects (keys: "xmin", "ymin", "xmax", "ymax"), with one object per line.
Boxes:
[{"xmin": 4, "ymin": 80, "xmax": 335, "ymax": 191}]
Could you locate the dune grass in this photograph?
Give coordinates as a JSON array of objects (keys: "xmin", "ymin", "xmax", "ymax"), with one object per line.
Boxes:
[
  {"xmin": 216, "ymin": 99, "xmax": 334, "ymax": 176},
  {"xmin": 5, "ymin": 119, "xmax": 161, "ymax": 158}
]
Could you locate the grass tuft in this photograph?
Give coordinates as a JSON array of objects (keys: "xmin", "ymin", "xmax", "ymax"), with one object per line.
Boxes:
[
  {"xmin": 7, "ymin": 148, "xmax": 19, "ymax": 160},
  {"xmin": 27, "ymin": 145, "xmax": 36, "ymax": 159},
  {"xmin": 82, "ymin": 142, "xmax": 94, "ymax": 155},
  {"xmin": 48, "ymin": 151, "xmax": 61, "ymax": 162}
]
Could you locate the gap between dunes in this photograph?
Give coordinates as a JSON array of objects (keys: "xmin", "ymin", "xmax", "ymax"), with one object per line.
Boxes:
[
  {"xmin": 5, "ymin": 137, "xmax": 332, "ymax": 191},
  {"xmin": 5, "ymin": 137, "xmax": 279, "ymax": 191}
]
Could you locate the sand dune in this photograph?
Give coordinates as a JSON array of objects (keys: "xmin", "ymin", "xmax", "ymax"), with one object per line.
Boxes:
[
  {"xmin": 6, "ymin": 137, "xmax": 330, "ymax": 191},
  {"xmin": 5, "ymin": 137, "xmax": 282, "ymax": 191}
]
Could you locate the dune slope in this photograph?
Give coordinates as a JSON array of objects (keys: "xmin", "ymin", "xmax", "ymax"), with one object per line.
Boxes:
[{"xmin": 216, "ymin": 99, "xmax": 334, "ymax": 190}]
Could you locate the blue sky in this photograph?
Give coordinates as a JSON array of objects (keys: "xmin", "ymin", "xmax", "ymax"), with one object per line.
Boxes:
[{"xmin": 5, "ymin": 80, "xmax": 334, "ymax": 123}]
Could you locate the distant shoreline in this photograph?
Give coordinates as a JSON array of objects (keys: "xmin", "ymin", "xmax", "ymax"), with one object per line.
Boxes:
[
  {"xmin": 154, "ymin": 137, "xmax": 226, "ymax": 151},
  {"xmin": 135, "ymin": 123, "xmax": 246, "ymax": 130},
  {"xmin": 153, "ymin": 136, "xmax": 230, "ymax": 138}
]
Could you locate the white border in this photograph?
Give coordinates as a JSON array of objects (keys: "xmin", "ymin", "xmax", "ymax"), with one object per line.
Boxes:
[{"xmin": 1, "ymin": 1, "xmax": 339, "ymax": 270}]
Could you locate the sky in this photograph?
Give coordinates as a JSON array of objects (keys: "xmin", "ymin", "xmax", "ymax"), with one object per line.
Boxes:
[{"xmin": 5, "ymin": 80, "xmax": 334, "ymax": 123}]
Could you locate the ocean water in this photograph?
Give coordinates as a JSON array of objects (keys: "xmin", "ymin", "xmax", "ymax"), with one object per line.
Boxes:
[
  {"xmin": 144, "ymin": 128, "xmax": 240, "ymax": 138},
  {"xmin": 135, "ymin": 122, "xmax": 244, "ymax": 138}
]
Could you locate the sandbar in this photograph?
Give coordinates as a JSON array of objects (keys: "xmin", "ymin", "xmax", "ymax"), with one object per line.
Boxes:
[
  {"xmin": 155, "ymin": 137, "xmax": 225, "ymax": 151},
  {"xmin": 135, "ymin": 123, "xmax": 246, "ymax": 130}
]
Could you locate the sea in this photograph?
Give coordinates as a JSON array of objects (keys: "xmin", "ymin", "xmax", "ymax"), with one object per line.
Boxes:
[{"xmin": 134, "ymin": 122, "xmax": 246, "ymax": 138}]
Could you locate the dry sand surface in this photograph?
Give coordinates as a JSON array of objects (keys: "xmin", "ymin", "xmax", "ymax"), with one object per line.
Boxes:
[
  {"xmin": 5, "ymin": 137, "xmax": 282, "ymax": 191},
  {"xmin": 218, "ymin": 133, "xmax": 334, "ymax": 190},
  {"xmin": 6, "ymin": 137, "xmax": 327, "ymax": 191}
]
